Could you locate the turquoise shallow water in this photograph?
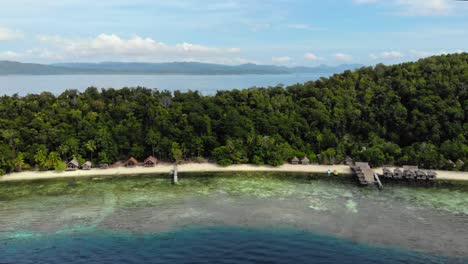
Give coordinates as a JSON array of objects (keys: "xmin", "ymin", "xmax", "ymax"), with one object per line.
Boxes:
[
  {"xmin": 0, "ymin": 173, "xmax": 467, "ymax": 262},
  {"xmin": 2, "ymin": 226, "xmax": 464, "ymax": 264}
]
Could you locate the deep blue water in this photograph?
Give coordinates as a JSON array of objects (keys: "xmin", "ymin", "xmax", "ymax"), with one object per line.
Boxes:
[
  {"xmin": 1, "ymin": 226, "xmax": 463, "ymax": 264},
  {"xmin": 0, "ymin": 73, "xmax": 324, "ymax": 96}
]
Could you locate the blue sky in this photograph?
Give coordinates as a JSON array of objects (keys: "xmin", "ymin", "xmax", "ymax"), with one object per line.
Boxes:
[{"xmin": 0, "ymin": 0, "xmax": 467, "ymax": 66}]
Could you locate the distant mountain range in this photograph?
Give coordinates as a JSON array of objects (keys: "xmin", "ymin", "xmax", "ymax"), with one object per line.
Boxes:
[{"xmin": 0, "ymin": 61, "xmax": 363, "ymax": 75}]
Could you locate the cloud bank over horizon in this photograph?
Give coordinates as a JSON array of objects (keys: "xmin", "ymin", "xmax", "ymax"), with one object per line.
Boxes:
[{"xmin": 0, "ymin": 0, "xmax": 467, "ymax": 66}]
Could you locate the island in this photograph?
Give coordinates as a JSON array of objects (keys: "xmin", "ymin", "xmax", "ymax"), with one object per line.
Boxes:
[{"xmin": 0, "ymin": 53, "xmax": 467, "ymax": 180}]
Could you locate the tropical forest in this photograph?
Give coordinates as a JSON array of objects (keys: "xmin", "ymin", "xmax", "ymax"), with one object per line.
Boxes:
[{"xmin": 0, "ymin": 53, "xmax": 467, "ymax": 175}]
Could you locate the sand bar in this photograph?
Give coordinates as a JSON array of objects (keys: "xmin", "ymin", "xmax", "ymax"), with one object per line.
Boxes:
[{"xmin": 0, "ymin": 163, "xmax": 467, "ymax": 182}]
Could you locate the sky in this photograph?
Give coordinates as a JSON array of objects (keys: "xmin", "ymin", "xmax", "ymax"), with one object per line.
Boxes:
[{"xmin": 0, "ymin": 0, "xmax": 467, "ymax": 66}]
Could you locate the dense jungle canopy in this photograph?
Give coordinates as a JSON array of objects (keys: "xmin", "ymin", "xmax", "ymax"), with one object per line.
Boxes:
[{"xmin": 0, "ymin": 53, "xmax": 467, "ymax": 174}]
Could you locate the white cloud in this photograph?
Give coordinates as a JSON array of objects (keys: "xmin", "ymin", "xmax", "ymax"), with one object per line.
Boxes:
[
  {"xmin": 37, "ymin": 34, "xmax": 241, "ymax": 61},
  {"xmin": 0, "ymin": 51, "xmax": 19, "ymax": 59},
  {"xmin": 407, "ymin": 49, "xmax": 462, "ymax": 59},
  {"xmin": 335, "ymin": 53, "xmax": 353, "ymax": 61},
  {"xmin": 228, "ymin": 48, "xmax": 241, "ymax": 53},
  {"xmin": 395, "ymin": 0, "xmax": 453, "ymax": 16},
  {"xmin": 39, "ymin": 34, "xmax": 167, "ymax": 56},
  {"xmin": 304, "ymin": 52, "xmax": 320, "ymax": 61},
  {"xmin": 370, "ymin": 51, "xmax": 404, "ymax": 60},
  {"xmin": 287, "ymin": 24, "xmax": 310, "ymax": 30},
  {"xmin": 272, "ymin": 56, "xmax": 292, "ymax": 63},
  {"xmin": 0, "ymin": 26, "xmax": 23, "ymax": 41},
  {"xmin": 353, "ymin": 0, "xmax": 456, "ymax": 16},
  {"xmin": 367, "ymin": 49, "xmax": 466, "ymax": 61}
]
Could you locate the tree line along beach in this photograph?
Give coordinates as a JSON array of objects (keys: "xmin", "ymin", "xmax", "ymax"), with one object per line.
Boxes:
[{"xmin": 0, "ymin": 53, "xmax": 467, "ymax": 183}]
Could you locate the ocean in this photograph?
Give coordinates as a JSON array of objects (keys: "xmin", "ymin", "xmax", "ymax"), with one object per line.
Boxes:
[
  {"xmin": 0, "ymin": 173, "xmax": 467, "ymax": 263},
  {"xmin": 0, "ymin": 73, "xmax": 325, "ymax": 96},
  {"xmin": 2, "ymin": 226, "xmax": 459, "ymax": 264}
]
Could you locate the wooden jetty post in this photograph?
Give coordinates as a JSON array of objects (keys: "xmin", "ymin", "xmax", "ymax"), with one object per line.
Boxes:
[
  {"xmin": 173, "ymin": 164, "xmax": 178, "ymax": 184},
  {"xmin": 374, "ymin": 173, "xmax": 383, "ymax": 189},
  {"xmin": 169, "ymin": 164, "xmax": 179, "ymax": 184}
]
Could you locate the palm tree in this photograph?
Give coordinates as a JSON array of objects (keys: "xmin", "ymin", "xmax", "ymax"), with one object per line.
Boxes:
[
  {"xmin": 85, "ymin": 140, "xmax": 97, "ymax": 161},
  {"xmin": 15, "ymin": 153, "xmax": 27, "ymax": 172},
  {"xmin": 47, "ymin": 151, "xmax": 62, "ymax": 169}
]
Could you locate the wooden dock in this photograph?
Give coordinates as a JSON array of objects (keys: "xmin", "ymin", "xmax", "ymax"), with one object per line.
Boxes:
[{"xmin": 351, "ymin": 162, "xmax": 383, "ymax": 189}]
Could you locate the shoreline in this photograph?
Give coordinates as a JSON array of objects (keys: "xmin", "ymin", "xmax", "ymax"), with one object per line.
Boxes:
[{"xmin": 1, "ymin": 163, "xmax": 467, "ymax": 183}]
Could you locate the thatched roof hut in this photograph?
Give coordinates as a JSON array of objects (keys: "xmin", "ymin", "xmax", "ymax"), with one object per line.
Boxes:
[
  {"xmin": 393, "ymin": 168, "xmax": 404, "ymax": 179},
  {"xmin": 404, "ymin": 168, "xmax": 416, "ymax": 179},
  {"xmin": 290, "ymin": 156, "xmax": 299, "ymax": 165},
  {"xmin": 383, "ymin": 167, "xmax": 393, "ymax": 178},
  {"xmin": 403, "ymin": 165, "xmax": 418, "ymax": 170},
  {"xmin": 301, "ymin": 157, "xmax": 310, "ymax": 165},
  {"xmin": 82, "ymin": 161, "xmax": 92, "ymax": 170},
  {"xmin": 143, "ymin": 156, "xmax": 158, "ymax": 167},
  {"xmin": 416, "ymin": 170, "xmax": 428, "ymax": 180},
  {"xmin": 67, "ymin": 159, "xmax": 79, "ymax": 171},
  {"xmin": 427, "ymin": 170, "xmax": 437, "ymax": 180},
  {"xmin": 125, "ymin": 157, "xmax": 139, "ymax": 167}
]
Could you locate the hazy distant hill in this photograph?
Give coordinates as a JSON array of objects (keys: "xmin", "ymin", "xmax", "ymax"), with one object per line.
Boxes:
[
  {"xmin": 0, "ymin": 60, "xmax": 362, "ymax": 75},
  {"xmin": 0, "ymin": 61, "xmax": 77, "ymax": 75}
]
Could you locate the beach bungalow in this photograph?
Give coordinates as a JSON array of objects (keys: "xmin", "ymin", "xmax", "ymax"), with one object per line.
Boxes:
[
  {"xmin": 290, "ymin": 156, "xmax": 299, "ymax": 165},
  {"xmin": 82, "ymin": 161, "xmax": 92, "ymax": 170},
  {"xmin": 393, "ymin": 168, "xmax": 404, "ymax": 179},
  {"xmin": 383, "ymin": 167, "xmax": 393, "ymax": 178},
  {"xmin": 143, "ymin": 156, "xmax": 158, "ymax": 167},
  {"xmin": 416, "ymin": 170, "xmax": 428, "ymax": 180},
  {"xmin": 403, "ymin": 165, "xmax": 418, "ymax": 179},
  {"xmin": 404, "ymin": 169, "xmax": 416, "ymax": 179},
  {"xmin": 67, "ymin": 159, "xmax": 79, "ymax": 171},
  {"xmin": 301, "ymin": 157, "xmax": 310, "ymax": 165},
  {"xmin": 427, "ymin": 170, "xmax": 437, "ymax": 181},
  {"xmin": 125, "ymin": 157, "xmax": 139, "ymax": 167}
]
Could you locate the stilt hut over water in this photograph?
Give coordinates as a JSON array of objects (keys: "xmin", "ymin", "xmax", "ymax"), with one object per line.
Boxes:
[
  {"xmin": 125, "ymin": 157, "xmax": 139, "ymax": 167},
  {"xmin": 383, "ymin": 167, "xmax": 393, "ymax": 178},
  {"xmin": 393, "ymin": 168, "xmax": 404, "ymax": 179},
  {"xmin": 143, "ymin": 156, "xmax": 158, "ymax": 167},
  {"xmin": 427, "ymin": 170, "xmax": 437, "ymax": 180},
  {"xmin": 290, "ymin": 156, "xmax": 299, "ymax": 165},
  {"xmin": 416, "ymin": 170, "xmax": 428, "ymax": 180},
  {"xmin": 301, "ymin": 157, "xmax": 310, "ymax": 165},
  {"xmin": 67, "ymin": 159, "xmax": 79, "ymax": 171},
  {"xmin": 403, "ymin": 165, "xmax": 418, "ymax": 179},
  {"xmin": 82, "ymin": 161, "xmax": 92, "ymax": 170}
]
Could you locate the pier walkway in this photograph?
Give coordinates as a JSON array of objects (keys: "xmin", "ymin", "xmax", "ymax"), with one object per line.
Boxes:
[{"xmin": 351, "ymin": 162, "xmax": 383, "ymax": 188}]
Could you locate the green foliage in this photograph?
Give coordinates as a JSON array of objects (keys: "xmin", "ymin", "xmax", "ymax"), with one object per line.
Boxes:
[
  {"xmin": 46, "ymin": 151, "xmax": 62, "ymax": 170},
  {"xmin": 360, "ymin": 147, "xmax": 386, "ymax": 167},
  {"xmin": 0, "ymin": 53, "xmax": 467, "ymax": 173},
  {"xmin": 54, "ymin": 161, "xmax": 67, "ymax": 172},
  {"xmin": 84, "ymin": 140, "xmax": 97, "ymax": 161},
  {"xmin": 34, "ymin": 145, "xmax": 48, "ymax": 171},
  {"xmin": 14, "ymin": 152, "xmax": 29, "ymax": 172},
  {"xmin": 171, "ymin": 142, "xmax": 183, "ymax": 163},
  {"xmin": 212, "ymin": 146, "xmax": 234, "ymax": 166}
]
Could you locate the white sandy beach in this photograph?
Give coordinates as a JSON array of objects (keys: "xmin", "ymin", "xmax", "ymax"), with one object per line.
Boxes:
[{"xmin": 0, "ymin": 163, "xmax": 467, "ymax": 182}]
